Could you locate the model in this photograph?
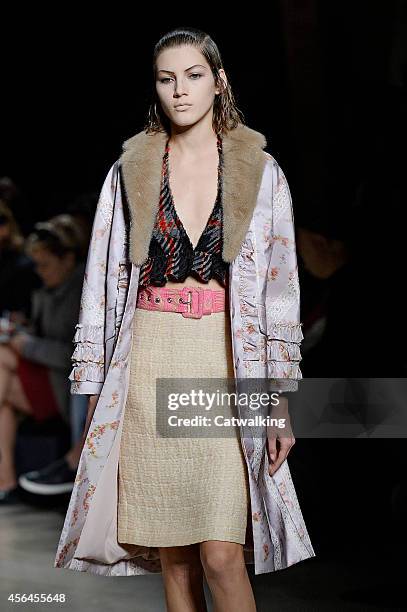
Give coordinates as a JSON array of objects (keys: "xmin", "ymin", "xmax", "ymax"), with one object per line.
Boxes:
[{"xmin": 54, "ymin": 26, "xmax": 315, "ymax": 612}]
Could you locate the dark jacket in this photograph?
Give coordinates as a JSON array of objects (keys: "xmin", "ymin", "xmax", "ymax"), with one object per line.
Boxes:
[{"xmin": 20, "ymin": 262, "xmax": 85, "ymax": 421}]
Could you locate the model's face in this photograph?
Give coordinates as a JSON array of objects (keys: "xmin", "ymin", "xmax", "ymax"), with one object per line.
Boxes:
[{"xmin": 155, "ymin": 44, "xmax": 226, "ymax": 129}]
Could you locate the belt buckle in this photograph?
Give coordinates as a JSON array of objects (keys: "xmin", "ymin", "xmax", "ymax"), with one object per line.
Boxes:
[{"xmin": 181, "ymin": 287, "xmax": 204, "ymax": 319}]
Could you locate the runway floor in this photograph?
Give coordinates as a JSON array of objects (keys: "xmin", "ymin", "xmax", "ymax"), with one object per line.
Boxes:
[{"xmin": 0, "ymin": 498, "xmax": 404, "ymax": 612}]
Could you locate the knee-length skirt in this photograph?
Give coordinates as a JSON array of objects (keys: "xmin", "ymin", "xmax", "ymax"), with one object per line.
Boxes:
[{"xmin": 117, "ymin": 303, "xmax": 250, "ymax": 548}]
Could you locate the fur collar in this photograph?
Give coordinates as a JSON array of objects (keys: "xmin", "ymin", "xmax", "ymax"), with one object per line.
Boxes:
[{"xmin": 119, "ymin": 122, "xmax": 268, "ymax": 266}]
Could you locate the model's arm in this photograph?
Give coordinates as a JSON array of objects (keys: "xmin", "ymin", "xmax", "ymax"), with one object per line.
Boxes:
[
  {"xmin": 265, "ymin": 159, "xmax": 303, "ymax": 393},
  {"xmin": 69, "ymin": 162, "xmax": 118, "ymax": 395}
]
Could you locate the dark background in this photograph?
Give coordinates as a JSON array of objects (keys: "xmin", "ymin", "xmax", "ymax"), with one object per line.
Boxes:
[
  {"xmin": 2, "ymin": 1, "xmax": 407, "ymax": 604},
  {"xmin": 3, "ymin": 2, "xmax": 404, "ymax": 227}
]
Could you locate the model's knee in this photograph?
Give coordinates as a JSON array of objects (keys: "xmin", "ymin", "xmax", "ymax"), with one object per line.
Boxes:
[
  {"xmin": 159, "ymin": 545, "xmax": 202, "ymax": 580},
  {"xmin": 200, "ymin": 541, "xmax": 244, "ymax": 579}
]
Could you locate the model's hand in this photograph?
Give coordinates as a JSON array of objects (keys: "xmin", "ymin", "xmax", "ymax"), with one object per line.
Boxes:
[{"xmin": 266, "ymin": 395, "xmax": 295, "ymax": 476}]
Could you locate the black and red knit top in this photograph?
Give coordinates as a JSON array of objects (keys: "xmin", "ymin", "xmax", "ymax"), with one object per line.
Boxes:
[{"xmin": 138, "ymin": 134, "xmax": 229, "ymax": 288}]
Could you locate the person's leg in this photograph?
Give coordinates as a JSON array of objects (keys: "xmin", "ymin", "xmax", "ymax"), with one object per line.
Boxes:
[
  {"xmin": 0, "ymin": 347, "xmax": 33, "ymax": 490},
  {"xmin": 200, "ymin": 541, "xmax": 256, "ymax": 612},
  {"xmin": 0, "ymin": 345, "xmax": 20, "ymax": 405},
  {"xmin": 0, "ymin": 401, "xmax": 21, "ymax": 489},
  {"xmin": 159, "ymin": 544, "xmax": 207, "ymax": 612}
]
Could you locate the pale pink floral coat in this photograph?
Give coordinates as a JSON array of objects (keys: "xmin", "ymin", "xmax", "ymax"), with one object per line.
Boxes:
[{"xmin": 54, "ymin": 124, "xmax": 316, "ymax": 576}]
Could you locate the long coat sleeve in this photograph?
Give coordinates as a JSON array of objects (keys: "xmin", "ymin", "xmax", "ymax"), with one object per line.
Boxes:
[
  {"xmin": 265, "ymin": 159, "xmax": 303, "ymax": 392},
  {"xmin": 68, "ymin": 163, "xmax": 119, "ymax": 395}
]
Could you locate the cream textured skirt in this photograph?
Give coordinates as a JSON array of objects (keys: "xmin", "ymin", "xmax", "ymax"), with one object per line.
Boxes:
[{"xmin": 117, "ymin": 304, "xmax": 250, "ymax": 548}]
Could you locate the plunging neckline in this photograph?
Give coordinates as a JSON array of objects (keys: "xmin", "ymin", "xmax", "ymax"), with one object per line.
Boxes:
[{"xmin": 165, "ymin": 136, "xmax": 222, "ymax": 252}]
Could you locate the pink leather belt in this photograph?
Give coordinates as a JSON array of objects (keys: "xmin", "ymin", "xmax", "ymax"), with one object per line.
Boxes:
[{"xmin": 136, "ymin": 285, "xmax": 227, "ymax": 319}]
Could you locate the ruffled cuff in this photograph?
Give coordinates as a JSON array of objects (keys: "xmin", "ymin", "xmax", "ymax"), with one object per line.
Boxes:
[
  {"xmin": 267, "ymin": 322, "xmax": 304, "ymax": 343},
  {"xmin": 70, "ymin": 379, "xmax": 104, "ymax": 395},
  {"xmin": 266, "ymin": 376, "xmax": 301, "ymax": 393},
  {"xmin": 71, "ymin": 343, "xmax": 104, "ymax": 364},
  {"xmin": 69, "ymin": 362, "xmax": 104, "ymax": 383},
  {"xmin": 69, "ymin": 322, "xmax": 106, "ymax": 392},
  {"xmin": 266, "ymin": 322, "xmax": 303, "ymax": 392},
  {"xmin": 266, "ymin": 340, "xmax": 302, "ymax": 362},
  {"xmin": 73, "ymin": 323, "xmax": 105, "ymax": 344},
  {"xmin": 267, "ymin": 359, "xmax": 302, "ymax": 377}
]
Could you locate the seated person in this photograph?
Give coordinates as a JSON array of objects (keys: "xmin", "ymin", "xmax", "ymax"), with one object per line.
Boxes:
[
  {"xmin": 0, "ymin": 215, "xmax": 87, "ymax": 503},
  {"xmin": 0, "ymin": 199, "xmax": 42, "ymax": 322}
]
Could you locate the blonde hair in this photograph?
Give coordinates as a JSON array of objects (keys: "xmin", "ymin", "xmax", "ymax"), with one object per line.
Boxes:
[{"xmin": 144, "ymin": 26, "xmax": 245, "ymax": 136}]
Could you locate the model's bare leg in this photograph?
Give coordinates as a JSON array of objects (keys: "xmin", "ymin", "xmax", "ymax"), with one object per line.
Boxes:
[
  {"xmin": 200, "ymin": 541, "xmax": 256, "ymax": 612},
  {"xmin": 159, "ymin": 543, "xmax": 207, "ymax": 612},
  {"xmin": 0, "ymin": 346, "xmax": 33, "ymax": 489}
]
